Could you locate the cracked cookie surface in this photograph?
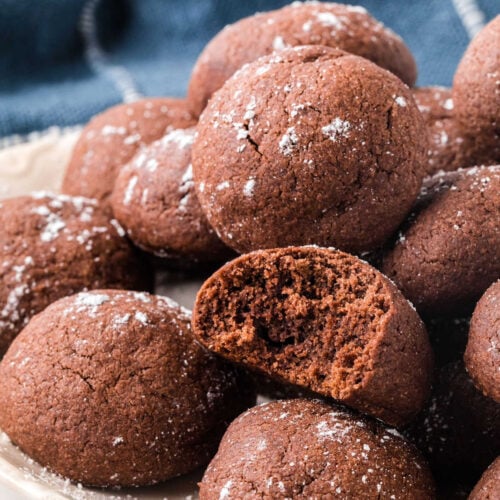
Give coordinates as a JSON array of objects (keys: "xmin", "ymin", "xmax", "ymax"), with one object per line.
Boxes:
[
  {"xmin": 381, "ymin": 166, "xmax": 500, "ymax": 317},
  {"xmin": 199, "ymin": 399, "xmax": 435, "ymax": 499},
  {"xmin": 111, "ymin": 126, "xmax": 233, "ymax": 266},
  {"xmin": 187, "ymin": 2, "xmax": 417, "ymax": 115},
  {"xmin": 412, "ymin": 86, "xmax": 476, "ymax": 175},
  {"xmin": 62, "ymin": 98, "xmax": 196, "ymax": 211},
  {"xmin": 192, "ymin": 45, "xmax": 426, "ymax": 254},
  {"xmin": 0, "ymin": 290, "xmax": 255, "ymax": 487},
  {"xmin": 0, "ymin": 193, "xmax": 149, "ymax": 357},
  {"xmin": 453, "ymin": 16, "xmax": 500, "ymax": 165}
]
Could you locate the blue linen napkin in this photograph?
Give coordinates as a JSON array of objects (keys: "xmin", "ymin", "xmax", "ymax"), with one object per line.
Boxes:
[{"xmin": 0, "ymin": 0, "xmax": 497, "ymax": 142}]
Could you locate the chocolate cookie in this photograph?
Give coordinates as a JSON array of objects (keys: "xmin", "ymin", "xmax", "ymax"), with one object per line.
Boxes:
[
  {"xmin": 111, "ymin": 127, "xmax": 233, "ymax": 266},
  {"xmin": 470, "ymin": 457, "xmax": 500, "ymax": 500},
  {"xmin": 188, "ymin": 2, "xmax": 417, "ymax": 115},
  {"xmin": 0, "ymin": 193, "xmax": 149, "ymax": 357},
  {"xmin": 192, "ymin": 246, "xmax": 433, "ymax": 427},
  {"xmin": 464, "ymin": 280, "xmax": 500, "ymax": 402},
  {"xmin": 200, "ymin": 399, "xmax": 435, "ymax": 499},
  {"xmin": 62, "ymin": 98, "xmax": 196, "ymax": 211},
  {"xmin": 381, "ymin": 166, "xmax": 500, "ymax": 317},
  {"xmin": 405, "ymin": 361, "xmax": 500, "ymax": 486},
  {"xmin": 0, "ymin": 290, "xmax": 255, "ymax": 487},
  {"xmin": 453, "ymin": 16, "xmax": 500, "ymax": 164},
  {"xmin": 193, "ymin": 45, "xmax": 426, "ymax": 254},
  {"xmin": 412, "ymin": 86, "xmax": 475, "ymax": 175}
]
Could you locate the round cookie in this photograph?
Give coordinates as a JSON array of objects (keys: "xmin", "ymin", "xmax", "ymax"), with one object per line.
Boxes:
[
  {"xmin": 199, "ymin": 399, "xmax": 435, "ymax": 499},
  {"xmin": 0, "ymin": 290, "xmax": 255, "ymax": 487},
  {"xmin": 453, "ymin": 16, "xmax": 500, "ymax": 164},
  {"xmin": 470, "ymin": 457, "xmax": 500, "ymax": 500},
  {"xmin": 192, "ymin": 246, "xmax": 433, "ymax": 427},
  {"xmin": 111, "ymin": 127, "xmax": 233, "ymax": 266},
  {"xmin": 381, "ymin": 166, "xmax": 500, "ymax": 317},
  {"xmin": 0, "ymin": 193, "xmax": 149, "ymax": 357},
  {"xmin": 464, "ymin": 280, "xmax": 500, "ymax": 402},
  {"xmin": 62, "ymin": 98, "xmax": 196, "ymax": 210},
  {"xmin": 193, "ymin": 45, "xmax": 426, "ymax": 255},
  {"xmin": 405, "ymin": 361, "xmax": 500, "ymax": 486},
  {"xmin": 188, "ymin": 2, "xmax": 417, "ymax": 115},
  {"xmin": 412, "ymin": 86, "xmax": 475, "ymax": 174}
]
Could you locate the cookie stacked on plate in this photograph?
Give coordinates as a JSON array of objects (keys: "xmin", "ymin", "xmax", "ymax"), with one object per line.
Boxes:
[{"xmin": 0, "ymin": 2, "xmax": 499, "ymax": 498}]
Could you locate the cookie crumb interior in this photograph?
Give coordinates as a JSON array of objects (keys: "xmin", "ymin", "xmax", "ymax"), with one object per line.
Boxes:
[{"xmin": 195, "ymin": 249, "xmax": 392, "ymax": 399}]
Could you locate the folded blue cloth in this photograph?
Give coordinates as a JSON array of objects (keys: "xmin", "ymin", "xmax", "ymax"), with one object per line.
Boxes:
[{"xmin": 0, "ymin": 0, "xmax": 497, "ymax": 140}]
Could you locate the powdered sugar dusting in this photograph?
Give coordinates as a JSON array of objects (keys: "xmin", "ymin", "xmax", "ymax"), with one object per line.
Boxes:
[
  {"xmin": 101, "ymin": 125, "xmax": 127, "ymax": 136},
  {"xmin": 161, "ymin": 128, "xmax": 195, "ymax": 149},
  {"xmin": 110, "ymin": 219, "xmax": 126, "ymax": 237},
  {"xmin": 32, "ymin": 206, "xmax": 66, "ymax": 242},
  {"xmin": 272, "ymin": 36, "xmax": 287, "ymax": 50},
  {"xmin": 123, "ymin": 176, "xmax": 138, "ymax": 205},
  {"xmin": 178, "ymin": 164, "xmax": 194, "ymax": 211},
  {"xmin": 279, "ymin": 127, "xmax": 299, "ymax": 156},
  {"xmin": 322, "ymin": 118, "xmax": 351, "ymax": 141},
  {"xmin": 0, "ymin": 284, "xmax": 29, "ymax": 328},
  {"xmin": 316, "ymin": 11, "xmax": 344, "ymax": 30},
  {"xmin": 243, "ymin": 96, "xmax": 257, "ymax": 121},
  {"xmin": 443, "ymin": 98, "xmax": 453, "ymax": 110},
  {"xmin": 74, "ymin": 292, "xmax": 110, "ymax": 318},
  {"xmin": 243, "ymin": 178, "xmax": 256, "ymax": 197},
  {"xmin": 394, "ymin": 96, "xmax": 407, "ymax": 107},
  {"xmin": 345, "ymin": 5, "xmax": 367, "ymax": 14},
  {"xmin": 219, "ymin": 479, "xmax": 233, "ymax": 499},
  {"xmin": 134, "ymin": 311, "xmax": 149, "ymax": 325},
  {"xmin": 112, "ymin": 436, "xmax": 124, "ymax": 446}
]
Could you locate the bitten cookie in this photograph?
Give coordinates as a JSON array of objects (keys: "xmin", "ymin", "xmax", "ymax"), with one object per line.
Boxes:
[
  {"xmin": 0, "ymin": 290, "xmax": 255, "ymax": 487},
  {"xmin": 453, "ymin": 16, "xmax": 500, "ymax": 164},
  {"xmin": 188, "ymin": 2, "xmax": 417, "ymax": 115},
  {"xmin": 412, "ymin": 86, "xmax": 474, "ymax": 174},
  {"xmin": 470, "ymin": 457, "xmax": 500, "ymax": 500},
  {"xmin": 0, "ymin": 193, "xmax": 148, "ymax": 357},
  {"xmin": 381, "ymin": 166, "xmax": 500, "ymax": 317},
  {"xmin": 405, "ymin": 361, "xmax": 500, "ymax": 486},
  {"xmin": 62, "ymin": 98, "xmax": 196, "ymax": 210},
  {"xmin": 193, "ymin": 45, "xmax": 426, "ymax": 254},
  {"xmin": 200, "ymin": 399, "xmax": 435, "ymax": 499},
  {"xmin": 464, "ymin": 280, "xmax": 500, "ymax": 402},
  {"xmin": 111, "ymin": 127, "xmax": 233, "ymax": 266},
  {"xmin": 192, "ymin": 246, "xmax": 433, "ymax": 427}
]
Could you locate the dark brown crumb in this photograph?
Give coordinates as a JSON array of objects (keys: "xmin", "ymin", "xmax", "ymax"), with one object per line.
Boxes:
[{"xmin": 192, "ymin": 246, "xmax": 433, "ymax": 427}]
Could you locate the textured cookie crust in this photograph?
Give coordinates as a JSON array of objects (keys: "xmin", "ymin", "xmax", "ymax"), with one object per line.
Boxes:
[
  {"xmin": 192, "ymin": 246, "xmax": 433, "ymax": 427},
  {"xmin": 381, "ymin": 166, "xmax": 500, "ymax": 317},
  {"xmin": 188, "ymin": 1, "xmax": 417, "ymax": 115},
  {"xmin": 0, "ymin": 290, "xmax": 255, "ymax": 487},
  {"xmin": 111, "ymin": 127, "xmax": 232, "ymax": 265},
  {"xmin": 453, "ymin": 16, "xmax": 500, "ymax": 163},
  {"xmin": 193, "ymin": 45, "xmax": 426, "ymax": 254},
  {"xmin": 200, "ymin": 399, "xmax": 435, "ymax": 499},
  {"xmin": 62, "ymin": 98, "xmax": 196, "ymax": 210},
  {"xmin": 405, "ymin": 361, "xmax": 500, "ymax": 485},
  {"xmin": 412, "ymin": 86, "xmax": 475, "ymax": 174},
  {"xmin": 0, "ymin": 193, "xmax": 148, "ymax": 357},
  {"xmin": 469, "ymin": 457, "xmax": 500, "ymax": 500},
  {"xmin": 465, "ymin": 280, "xmax": 500, "ymax": 402}
]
